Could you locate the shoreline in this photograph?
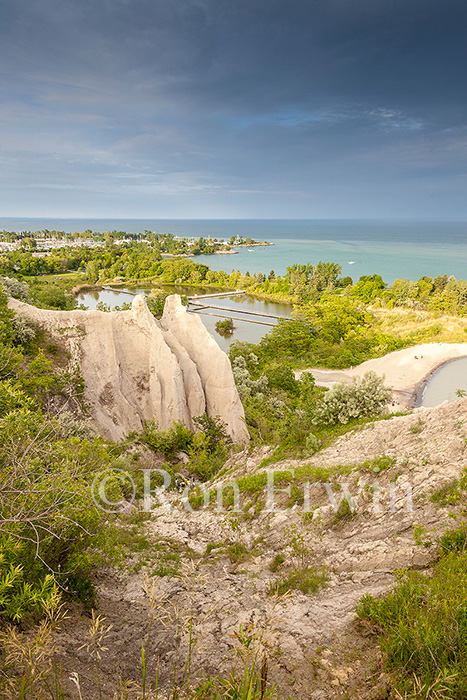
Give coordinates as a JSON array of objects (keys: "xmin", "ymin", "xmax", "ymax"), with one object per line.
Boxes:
[{"xmin": 298, "ymin": 343, "xmax": 467, "ymax": 409}]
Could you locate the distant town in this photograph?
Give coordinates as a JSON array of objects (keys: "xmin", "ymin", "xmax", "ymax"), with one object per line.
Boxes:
[{"xmin": 0, "ymin": 229, "xmax": 272, "ymax": 256}]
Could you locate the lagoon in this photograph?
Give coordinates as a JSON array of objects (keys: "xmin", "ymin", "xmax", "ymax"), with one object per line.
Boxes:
[
  {"xmin": 77, "ymin": 286, "xmax": 293, "ymax": 352},
  {"xmin": 416, "ymin": 356, "xmax": 467, "ymax": 408}
]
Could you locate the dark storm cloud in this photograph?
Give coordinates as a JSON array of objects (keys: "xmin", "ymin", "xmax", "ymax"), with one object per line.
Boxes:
[{"xmin": 1, "ymin": 0, "xmax": 467, "ymax": 216}]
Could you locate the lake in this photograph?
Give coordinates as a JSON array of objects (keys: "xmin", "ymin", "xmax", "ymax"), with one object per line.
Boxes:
[{"xmin": 4, "ymin": 217, "xmax": 467, "ymax": 283}]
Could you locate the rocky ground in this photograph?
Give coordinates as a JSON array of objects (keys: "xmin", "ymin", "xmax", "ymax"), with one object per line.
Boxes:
[{"xmin": 54, "ymin": 399, "xmax": 467, "ymax": 699}]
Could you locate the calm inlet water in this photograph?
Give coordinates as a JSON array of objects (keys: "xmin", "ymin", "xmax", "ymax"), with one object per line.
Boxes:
[
  {"xmin": 77, "ymin": 287, "xmax": 292, "ymax": 352},
  {"xmin": 416, "ymin": 357, "xmax": 467, "ymax": 408}
]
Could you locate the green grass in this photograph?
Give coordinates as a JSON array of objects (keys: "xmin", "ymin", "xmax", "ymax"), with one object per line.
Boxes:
[
  {"xmin": 25, "ymin": 271, "xmax": 83, "ymax": 283},
  {"xmin": 357, "ymin": 526, "xmax": 467, "ymax": 699},
  {"xmin": 331, "ymin": 497, "xmax": 356, "ymax": 526},
  {"xmin": 430, "ymin": 480, "xmax": 464, "ymax": 507},
  {"xmin": 268, "ymin": 566, "xmax": 329, "ymax": 596},
  {"xmin": 227, "ymin": 542, "xmax": 250, "ymax": 563},
  {"xmin": 269, "ymin": 553, "xmax": 286, "ymax": 572},
  {"xmin": 361, "ymin": 454, "xmax": 397, "ymax": 474}
]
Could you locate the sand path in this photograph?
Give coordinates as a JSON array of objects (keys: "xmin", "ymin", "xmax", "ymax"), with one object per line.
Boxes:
[{"xmin": 298, "ymin": 342, "xmax": 467, "ymax": 407}]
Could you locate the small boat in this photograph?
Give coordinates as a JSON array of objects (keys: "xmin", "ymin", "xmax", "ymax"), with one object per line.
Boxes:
[
  {"xmin": 348, "ymin": 260, "xmax": 356, "ymax": 264},
  {"xmin": 248, "ymin": 248, "xmax": 254, "ymax": 252}
]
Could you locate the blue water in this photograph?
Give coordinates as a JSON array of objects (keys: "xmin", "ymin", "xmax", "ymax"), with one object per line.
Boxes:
[{"xmin": 2, "ymin": 218, "xmax": 467, "ymax": 284}]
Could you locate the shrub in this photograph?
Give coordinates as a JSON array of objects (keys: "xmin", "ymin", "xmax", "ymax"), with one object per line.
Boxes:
[
  {"xmin": 227, "ymin": 542, "xmax": 250, "ymax": 563},
  {"xmin": 264, "ymin": 363, "xmax": 299, "ymax": 395},
  {"xmin": 269, "ymin": 553, "xmax": 285, "ymax": 572},
  {"xmin": 305, "ymin": 432, "xmax": 321, "ymax": 455},
  {"xmin": 431, "ymin": 480, "xmax": 463, "ymax": 507},
  {"xmin": 362, "ymin": 454, "xmax": 396, "ymax": 473},
  {"xmin": 187, "ymin": 433, "xmax": 227, "ymax": 481},
  {"xmin": 331, "ymin": 497, "xmax": 356, "ymax": 525},
  {"xmin": 0, "ymin": 408, "xmax": 112, "ymax": 619},
  {"xmin": 140, "ymin": 420, "xmax": 193, "ymax": 457},
  {"xmin": 0, "ymin": 276, "xmax": 31, "ymax": 301},
  {"xmin": 312, "ymin": 371, "xmax": 392, "ymax": 425},
  {"xmin": 232, "ymin": 355, "xmax": 268, "ymax": 400},
  {"xmin": 439, "ymin": 524, "xmax": 467, "ymax": 555},
  {"xmin": 33, "ymin": 283, "xmax": 76, "ymax": 310},
  {"xmin": 11, "ymin": 313, "xmax": 36, "ymax": 345},
  {"xmin": 193, "ymin": 414, "xmax": 232, "ymax": 452},
  {"xmin": 215, "ymin": 317, "xmax": 235, "ymax": 335},
  {"xmin": 0, "ymin": 537, "xmax": 57, "ymax": 621}
]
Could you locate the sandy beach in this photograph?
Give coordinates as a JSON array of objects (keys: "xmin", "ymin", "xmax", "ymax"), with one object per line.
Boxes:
[{"xmin": 299, "ymin": 343, "xmax": 467, "ymax": 408}]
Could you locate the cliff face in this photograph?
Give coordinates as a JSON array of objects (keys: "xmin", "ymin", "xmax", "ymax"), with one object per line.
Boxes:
[{"xmin": 8, "ymin": 294, "xmax": 249, "ymax": 444}]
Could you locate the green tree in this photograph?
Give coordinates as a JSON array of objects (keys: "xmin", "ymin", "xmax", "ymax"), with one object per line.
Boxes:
[
  {"xmin": 351, "ymin": 274, "xmax": 385, "ymax": 303},
  {"xmin": 86, "ymin": 259, "xmax": 100, "ymax": 283}
]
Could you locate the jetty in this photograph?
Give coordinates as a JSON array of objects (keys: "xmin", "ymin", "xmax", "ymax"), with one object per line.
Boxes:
[
  {"xmin": 189, "ymin": 301, "xmax": 291, "ymax": 321},
  {"xmin": 191, "ymin": 310, "xmax": 276, "ymax": 327},
  {"xmin": 187, "ymin": 290, "xmax": 246, "ymax": 300},
  {"xmin": 100, "ymin": 286, "xmax": 293, "ymax": 327}
]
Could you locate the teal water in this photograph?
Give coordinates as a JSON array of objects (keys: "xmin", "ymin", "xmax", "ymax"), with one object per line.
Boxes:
[{"xmin": 2, "ymin": 218, "xmax": 467, "ymax": 284}]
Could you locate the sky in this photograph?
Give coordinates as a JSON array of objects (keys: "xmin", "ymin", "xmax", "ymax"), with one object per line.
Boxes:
[{"xmin": 1, "ymin": 0, "xmax": 467, "ymax": 219}]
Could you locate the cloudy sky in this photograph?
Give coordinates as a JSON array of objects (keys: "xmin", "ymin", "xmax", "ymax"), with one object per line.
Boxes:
[{"xmin": 1, "ymin": 0, "xmax": 467, "ymax": 219}]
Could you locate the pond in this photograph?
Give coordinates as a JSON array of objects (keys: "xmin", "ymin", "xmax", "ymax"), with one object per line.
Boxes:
[
  {"xmin": 76, "ymin": 285, "xmax": 293, "ymax": 352},
  {"xmin": 416, "ymin": 356, "xmax": 467, "ymax": 407}
]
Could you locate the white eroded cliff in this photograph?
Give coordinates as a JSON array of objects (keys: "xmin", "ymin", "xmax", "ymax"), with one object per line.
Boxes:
[{"xmin": 8, "ymin": 294, "xmax": 249, "ymax": 444}]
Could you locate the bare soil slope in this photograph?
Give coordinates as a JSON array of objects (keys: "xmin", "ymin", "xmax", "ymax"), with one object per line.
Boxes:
[{"xmin": 54, "ymin": 398, "xmax": 467, "ymax": 699}]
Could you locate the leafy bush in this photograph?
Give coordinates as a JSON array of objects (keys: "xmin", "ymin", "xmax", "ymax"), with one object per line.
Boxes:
[
  {"xmin": 312, "ymin": 371, "xmax": 392, "ymax": 425},
  {"xmin": 232, "ymin": 355, "xmax": 268, "ymax": 400},
  {"xmin": 439, "ymin": 524, "xmax": 467, "ymax": 555},
  {"xmin": 0, "ymin": 408, "xmax": 113, "ymax": 619},
  {"xmin": 260, "ymin": 318, "xmax": 316, "ymax": 357},
  {"xmin": 431, "ymin": 480, "xmax": 463, "ymax": 507},
  {"xmin": 33, "ymin": 283, "xmax": 77, "ymax": 310},
  {"xmin": 140, "ymin": 415, "xmax": 232, "ymax": 480},
  {"xmin": 269, "ymin": 553, "xmax": 285, "ymax": 572},
  {"xmin": 305, "ymin": 432, "xmax": 321, "ymax": 455},
  {"xmin": 0, "ymin": 276, "xmax": 31, "ymax": 301},
  {"xmin": 140, "ymin": 420, "xmax": 193, "ymax": 457},
  {"xmin": 227, "ymin": 542, "xmax": 250, "ymax": 563},
  {"xmin": 193, "ymin": 414, "xmax": 232, "ymax": 452},
  {"xmin": 361, "ymin": 454, "xmax": 396, "ymax": 473},
  {"xmin": 264, "ymin": 363, "xmax": 299, "ymax": 395},
  {"xmin": 0, "ymin": 537, "xmax": 57, "ymax": 622},
  {"xmin": 11, "ymin": 313, "xmax": 36, "ymax": 345}
]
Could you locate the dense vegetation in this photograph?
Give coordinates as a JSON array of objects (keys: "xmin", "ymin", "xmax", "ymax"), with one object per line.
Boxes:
[
  {"xmin": 2, "ymin": 230, "xmax": 467, "ymax": 698},
  {"xmin": 0, "ymin": 286, "xmax": 112, "ymax": 621},
  {"xmin": 357, "ymin": 523, "xmax": 467, "ymax": 700}
]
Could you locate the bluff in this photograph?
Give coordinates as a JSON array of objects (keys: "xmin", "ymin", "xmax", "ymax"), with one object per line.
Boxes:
[{"xmin": 8, "ymin": 294, "xmax": 249, "ymax": 444}]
